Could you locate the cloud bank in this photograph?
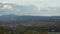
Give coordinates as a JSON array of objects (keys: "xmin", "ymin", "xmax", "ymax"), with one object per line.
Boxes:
[{"xmin": 0, "ymin": 0, "xmax": 60, "ymax": 16}]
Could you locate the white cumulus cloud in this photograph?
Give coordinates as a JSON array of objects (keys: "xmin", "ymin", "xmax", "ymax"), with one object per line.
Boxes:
[{"xmin": 1, "ymin": 5, "xmax": 13, "ymax": 11}]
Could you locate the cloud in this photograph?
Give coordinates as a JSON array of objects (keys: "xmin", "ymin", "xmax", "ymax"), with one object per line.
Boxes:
[
  {"xmin": 0, "ymin": 4, "xmax": 34, "ymax": 15},
  {"xmin": 35, "ymin": 4, "xmax": 48, "ymax": 11},
  {"xmin": 1, "ymin": 4, "xmax": 13, "ymax": 11},
  {"xmin": 0, "ymin": 0, "xmax": 46, "ymax": 6},
  {"xmin": 0, "ymin": 0, "xmax": 60, "ymax": 7},
  {"xmin": 0, "ymin": 14, "xmax": 3, "ymax": 16},
  {"xmin": 0, "ymin": 3, "xmax": 60, "ymax": 16}
]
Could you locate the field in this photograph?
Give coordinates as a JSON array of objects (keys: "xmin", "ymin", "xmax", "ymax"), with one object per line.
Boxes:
[
  {"xmin": 0, "ymin": 30, "xmax": 60, "ymax": 34},
  {"xmin": 0, "ymin": 19, "xmax": 60, "ymax": 34},
  {"xmin": 48, "ymin": 32, "xmax": 60, "ymax": 34}
]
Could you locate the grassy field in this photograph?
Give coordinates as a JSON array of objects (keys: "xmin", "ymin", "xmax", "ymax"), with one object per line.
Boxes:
[
  {"xmin": 0, "ymin": 30, "xmax": 48, "ymax": 34},
  {"xmin": 0, "ymin": 30, "xmax": 60, "ymax": 34},
  {"xmin": 48, "ymin": 32, "xmax": 60, "ymax": 34}
]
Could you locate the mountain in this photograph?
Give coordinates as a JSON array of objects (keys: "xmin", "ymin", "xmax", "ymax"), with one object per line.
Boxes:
[
  {"xmin": 0, "ymin": 14, "xmax": 60, "ymax": 20},
  {"xmin": 0, "ymin": 14, "xmax": 59, "ymax": 27}
]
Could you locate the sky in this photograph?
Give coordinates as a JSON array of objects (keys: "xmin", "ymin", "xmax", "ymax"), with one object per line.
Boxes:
[{"xmin": 0, "ymin": 0, "xmax": 60, "ymax": 16}]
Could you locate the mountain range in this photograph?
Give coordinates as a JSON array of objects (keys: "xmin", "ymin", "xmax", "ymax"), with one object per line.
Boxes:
[{"xmin": 0, "ymin": 14, "xmax": 60, "ymax": 20}]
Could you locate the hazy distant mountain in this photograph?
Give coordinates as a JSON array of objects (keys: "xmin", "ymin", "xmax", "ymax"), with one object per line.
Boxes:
[
  {"xmin": 0, "ymin": 14, "xmax": 60, "ymax": 20},
  {"xmin": 0, "ymin": 14, "xmax": 59, "ymax": 27}
]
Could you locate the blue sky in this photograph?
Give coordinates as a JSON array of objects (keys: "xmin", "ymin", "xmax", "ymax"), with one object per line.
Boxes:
[{"xmin": 0, "ymin": 0, "xmax": 60, "ymax": 16}]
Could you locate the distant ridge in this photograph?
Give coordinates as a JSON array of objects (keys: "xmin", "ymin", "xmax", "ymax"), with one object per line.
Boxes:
[{"xmin": 0, "ymin": 14, "xmax": 60, "ymax": 20}]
